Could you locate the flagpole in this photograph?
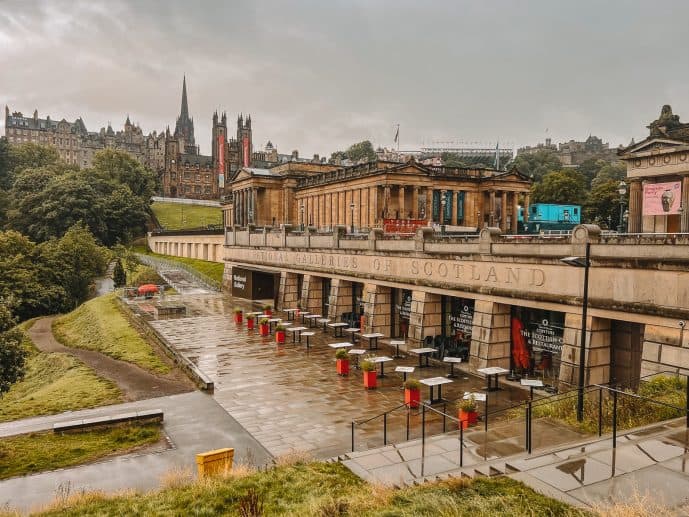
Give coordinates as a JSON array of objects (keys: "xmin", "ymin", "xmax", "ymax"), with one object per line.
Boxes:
[{"xmin": 396, "ymin": 124, "xmax": 400, "ymax": 152}]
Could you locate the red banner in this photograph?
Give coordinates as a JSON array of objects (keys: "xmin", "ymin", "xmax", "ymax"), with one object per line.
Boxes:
[
  {"xmin": 383, "ymin": 218, "xmax": 427, "ymax": 234},
  {"xmin": 217, "ymin": 135, "xmax": 225, "ymax": 173},
  {"xmin": 242, "ymin": 136, "xmax": 249, "ymax": 167}
]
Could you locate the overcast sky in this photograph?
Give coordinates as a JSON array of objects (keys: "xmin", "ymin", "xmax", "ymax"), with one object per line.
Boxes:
[{"xmin": 2, "ymin": 0, "xmax": 689, "ymax": 157}]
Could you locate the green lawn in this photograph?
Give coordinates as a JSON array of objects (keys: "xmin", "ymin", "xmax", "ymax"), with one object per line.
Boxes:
[
  {"xmin": 53, "ymin": 293, "xmax": 170, "ymax": 374},
  {"xmin": 134, "ymin": 246, "xmax": 224, "ymax": 285},
  {"xmin": 34, "ymin": 461, "xmax": 587, "ymax": 516},
  {"xmin": 0, "ymin": 328, "xmax": 121, "ymax": 422},
  {"xmin": 151, "ymin": 202, "xmax": 222, "ymax": 230},
  {"xmin": 0, "ymin": 424, "xmax": 160, "ymax": 480}
]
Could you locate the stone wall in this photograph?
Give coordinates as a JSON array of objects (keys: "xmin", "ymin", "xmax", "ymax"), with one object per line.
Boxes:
[{"xmin": 469, "ymin": 301, "xmax": 511, "ymax": 371}]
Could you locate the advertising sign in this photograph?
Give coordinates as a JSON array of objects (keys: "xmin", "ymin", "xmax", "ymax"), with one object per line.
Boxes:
[
  {"xmin": 450, "ymin": 302, "xmax": 474, "ymax": 335},
  {"xmin": 242, "ymin": 136, "xmax": 250, "ymax": 167},
  {"xmin": 521, "ymin": 318, "xmax": 564, "ymax": 355},
  {"xmin": 643, "ymin": 181, "xmax": 682, "ymax": 215}
]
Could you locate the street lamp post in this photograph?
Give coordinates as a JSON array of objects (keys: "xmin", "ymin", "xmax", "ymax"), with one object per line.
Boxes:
[
  {"xmin": 300, "ymin": 204, "xmax": 305, "ymax": 232},
  {"xmin": 561, "ymin": 243, "xmax": 591, "ymax": 422},
  {"xmin": 350, "ymin": 202, "xmax": 355, "ymax": 234},
  {"xmin": 440, "ymin": 194, "xmax": 447, "ymax": 236},
  {"xmin": 617, "ymin": 181, "xmax": 627, "ymax": 233}
]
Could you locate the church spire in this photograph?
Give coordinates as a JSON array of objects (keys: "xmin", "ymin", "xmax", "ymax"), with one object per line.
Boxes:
[
  {"xmin": 180, "ymin": 75, "xmax": 189, "ymax": 121},
  {"xmin": 174, "ymin": 75, "xmax": 196, "ymax": 152}
]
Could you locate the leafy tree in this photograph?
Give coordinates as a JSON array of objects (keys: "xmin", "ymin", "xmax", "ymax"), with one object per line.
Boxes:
[
  {"xmin": 511, "ymin": 149, "xmax": 563, "ymax": 182},
  {"xmin": 113, "ymin": 259, "xmax": 127, "ymax": 288},
  {"xmin": 584, "ymin": 179, "xmax": 627, "ymax": 228},
  {"xmin": 8, "ymin": 142, "xmax": 61, "ymax": 175},
  {"xmin": 345, "ymin": 140, "xmax": 376, "ymax": 163},
  {"xmin": 0, "ymin": 137, "xmax": 11, "ymax": 190},
  {"xmin": 441, "ymin": 153, "xmax": 468, "ymax": 167},
  {"xmin": 592, "ymin": 162, "xmax": 626, "ymax": 189},
  {"xmin": 531, "ymin": 169, "xmax": 587, "ymax": 205},
  {"xmin": 0, "ymin": 305, "xmax": 26, "ymax": 396},
  {"xmin": 92, "ymin": 149, "xmax": 158, "ymax": 201}
]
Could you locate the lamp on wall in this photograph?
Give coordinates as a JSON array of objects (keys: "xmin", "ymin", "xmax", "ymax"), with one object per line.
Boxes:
[
  {"xmin": 617, "ymin": 181, "xmax": 627, "ymax": 233},
  {"xmin": 440, "ymin": 194, "xmax": 447, "ymax": 236},
  {"xmin": 350, "ymin": 202, "xmax": 355, "ymax": 234}
]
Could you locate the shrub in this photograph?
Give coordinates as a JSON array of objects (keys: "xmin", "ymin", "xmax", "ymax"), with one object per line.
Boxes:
[
  {"xmin": 404, "ymin": 379, "xmax": 421, "ymax": 390},
  {"xmin": 276, "ymin": 324, "xmax": 286, "ymax": 332},
  {"xmin": 335, "ymin": 349, "xmax": 348, "ymax": 360},
  {"xmin": 361, "ymin": 360, "xmax": 375, "ymax": 372},
  {"xmin": 259, "ymin": 318, "xmax": 269, "ymax": 325},
  {"xmin": 234, "ymin": 307, "xmax": 243, "ymax": 314},
  {"xmin": 458, "ymin": 396, "xmax": 477, "ymax": 412},
  {"xmin": 263, "ymin": 304, "xmax": 272, "ymax": 311}
]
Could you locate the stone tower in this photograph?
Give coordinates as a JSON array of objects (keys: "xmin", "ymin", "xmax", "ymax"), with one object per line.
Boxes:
[
  {"xmin": 174, "ymin": 76, "xmax": 196, "ymax": 154},
  {"xmin": 237, "ymin": 113, "xmax": 252, "ymax": 168}
]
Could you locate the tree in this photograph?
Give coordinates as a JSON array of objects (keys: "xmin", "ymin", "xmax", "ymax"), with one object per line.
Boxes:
[
  {"xmin": 345, "ymin": 140, "xmax": 376, "ymax": 163},
  {"xmin": 531, "ymin": 169, "xmax": 587, "ymax": 205},
  {"xmin": 591, "ymin": 162, "xmax": 626, "ymax": 189},
  {"xmin": 92, "ymin": 149, "xmax": 158, "ymax": 201},
  {"xmin": 584, "ymin": 179, "xmax": 626, "ymax": 228},
  {"xmin": 8, "ymin": 142, "xmax": 61, "ymax": 175},
  {"xmin": 0, "ymin": 305, "xmax": 27, "ymax": 396},
  {"xmin": 113, "ymin": 259, "xmax": 126, "ymax": 288},
  {"xmin": 511, "ymin": 149, "xmax": 563, "ymax": 183},
  {"xmin": 0, "ymin": 137, "xmax": 12, "ymax": 190}
]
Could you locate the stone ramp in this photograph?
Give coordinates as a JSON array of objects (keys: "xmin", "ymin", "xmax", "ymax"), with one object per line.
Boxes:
[{"xmin": 340, "ymin": 417, "xmax": 689, "ymax": 511}]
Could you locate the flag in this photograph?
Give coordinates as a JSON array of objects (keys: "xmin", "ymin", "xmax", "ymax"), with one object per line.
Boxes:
[{"xmin": 394, "ymin": 125, "xmax": 399, "ymax": 143}]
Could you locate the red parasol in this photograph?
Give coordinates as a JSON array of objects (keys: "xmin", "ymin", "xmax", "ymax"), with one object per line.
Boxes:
[{"xmin": 137, "ymin": 284, "xmax": 159, "ymax": 295}]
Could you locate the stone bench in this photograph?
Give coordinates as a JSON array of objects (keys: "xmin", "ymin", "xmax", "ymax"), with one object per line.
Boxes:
[{"xmin": 53, "ymin": 409, "xmax": 164, "ymax": 433}]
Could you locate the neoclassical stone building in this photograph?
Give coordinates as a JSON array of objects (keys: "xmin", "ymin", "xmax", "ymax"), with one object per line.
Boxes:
[
  {"xmin": 618, "ymin": 105, "xmax": 689, "ymax": 233},
  {"xmin": 224, "ymin": 158, "xmax": 531, "ymax": 233}
]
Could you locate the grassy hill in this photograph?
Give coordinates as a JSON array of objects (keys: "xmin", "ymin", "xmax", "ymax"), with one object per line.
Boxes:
[{"xmin": 151, "ymin": 202, "xmax": 222, "ymax": 230}]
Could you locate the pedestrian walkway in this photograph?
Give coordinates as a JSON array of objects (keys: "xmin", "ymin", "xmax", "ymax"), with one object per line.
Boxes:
[{"xmin": 0, "ymin": 391, "xmax": 272, "ymax": 513}]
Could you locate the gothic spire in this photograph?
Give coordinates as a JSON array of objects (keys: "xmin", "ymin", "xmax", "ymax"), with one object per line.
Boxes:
[{"xmin": 180, "ymin": 75, "xmax": 189, "ymax": 121}]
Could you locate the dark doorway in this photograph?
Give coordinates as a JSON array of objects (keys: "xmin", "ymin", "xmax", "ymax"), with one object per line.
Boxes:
[
  {"xmin": 321, "ymin": 278, "xmax": 331, "ymax": 316},
  {"xmin": 611, "ymin": 321, "xmax": 644, "ymax": 390}
]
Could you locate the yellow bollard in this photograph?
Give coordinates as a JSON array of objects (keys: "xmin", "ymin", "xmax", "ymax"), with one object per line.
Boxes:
[{"xmin": 196, "ymin": 448, "xmax": 234, "ymax": 478}]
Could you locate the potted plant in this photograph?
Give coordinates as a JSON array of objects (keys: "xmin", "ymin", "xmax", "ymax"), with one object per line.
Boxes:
[
  {"xmin": 259, "ymin": 317, "xmax": 270, "ymax": 337},
  {"xmin": 295, "ymin": 302, "xmax": 302, "ymax": 318},
  {"xmin": 404, "ymin": 379, "xmax": 421, "ymax": 408},
  {"xmin": 335, "ymin": 348, "xmax": 350, "ymax": 376},
  {"xmin": 263, "ymin": 304, "xmax": 272, "ymax": 317},
  {"xmin": 233, "ymin": 307, "xmax": 243, "ymax": 324},
  {"xmin": 361, "ymin": 359, "xmax": 377, "ymax": 389},
  {"xmin": 246, "ymin": 314, "xmax": 255, "ymax": 331},
  {"xmin": 275, "ymin": 324, "xmax": 286, "ymax": 344},
  {"xmin": 458, "ymin": 396, "xmax": 478, "ymax": 429}
]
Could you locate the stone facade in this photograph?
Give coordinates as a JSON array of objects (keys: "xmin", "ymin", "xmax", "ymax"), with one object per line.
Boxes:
[{"xmin": 518, "ymin": 135, "xmax": 618, "ymax": 168}]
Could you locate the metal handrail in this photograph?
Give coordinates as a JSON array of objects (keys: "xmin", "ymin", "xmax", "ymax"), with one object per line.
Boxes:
[{"xmin": 352, "ymin": 403, "xmax": 408, "ymax": 426}]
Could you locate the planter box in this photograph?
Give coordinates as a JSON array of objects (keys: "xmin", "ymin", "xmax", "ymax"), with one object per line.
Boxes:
[
  {"xmin": 404, "ymin": 388, "xmax": 420, "ymax": 408},
  {"xmin": 246, "ymin": 319, "xmax": 255, "ymax": 330},
  {"xmin": 264, "ymin": 309, "xmax": 272, "ymax": 317},
  {"xmin": 363, "ymin": 370, "xmax": 377, "ymax": 389},
  {"xmin": 259, "ymin": 324, "xmax": 270, "ymax": 337},
  {"xmin": 275, "ymin": 331, "xmax": 286, "ymax": 344},
  {"xmin": 459, "ymin": 409, "xmax": 478, "ymax": 429},
  {"xmin": 234, "ymin": 313, "xmax": 243, "ymax": 324},
  {"xmin": 336, "ymin": 359, "xmax": 350, "ymax": 376}
]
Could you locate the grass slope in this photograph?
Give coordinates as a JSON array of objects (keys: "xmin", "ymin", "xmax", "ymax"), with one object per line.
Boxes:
[
  {"xmin": 0, "ymin": 329, "xmax": 121, "ymax": 422},
  {"xmin": 53, "ymin": 293, "xmax": 170, "ymax": 374},
  {"xmin": 0, "ymin": 424, "xmax": 160, "ymax": 480},
  {"xmin": 134, "ymin": 246, "xmax": 224, "ymax": 284},
  {"xmin": 151, "ymin": 202, "xmax": 222, "ymax": 230},
  {"xmin": 33, "ymin": 461, "xmax": 587, "ymax": 517}
]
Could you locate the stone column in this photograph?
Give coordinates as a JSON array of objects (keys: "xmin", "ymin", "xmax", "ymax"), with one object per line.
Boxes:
[
  {"xmin": 328, "ymin": 279, "xmax": 353, "ymax": 320},
  {"xmin": 408, "ymin": 291, "xmax": 442, "ymax": 347},
  {"xmin": 501, "ymin": 191, "xmax": 508, "ymax": 232},
  {"xmin": 489, "ymin": 191, "xmax": 496, "ymax": 226},
  {"xmin": 523, "ymin": 193, "xmax": 530, "ymax": 224},
  {"xmin": 469, "ymin": 300, "xmax": 511, "ymax": 371},
  {"xmin": 383, "ymin": 186, "xmax": 391, "ymax": 219},
  {"xmin": 451, "ymin": 191, "xmax": 458, "ymax": 225},
  {"xmin": 362, "ymin": 284, "xmax": 391, "ymax": 336},
  {"xmin": 399, "ymin": 186, "xmax": 406, "ymax": 219},
  {"xmin": 512, "ymin": 192, "xmax": 519, "ymax": 234},
  {"xmin": 681, "ymin": 177, "xmax": 689, "ymax": 232},
  {"xmin": 559, "ymin": 315, "xmax": 611, "ymax": 388},
  {"xmin": 300, "ymin": 275, "xmax": 323, "ymax": 313},
  {"xmin": 628, "ymin": 180, "xmax": 642, "ymax": 233},
  {"xmin": 425, "ymin": 189, "xmax": 433, "ymax": 222},
  {"xmin": 277, "ymin": 272, "xmax": 300, "ymax": 310},
  {"xmin": 412, "ymin": 187, "xmax": 419, "ymax": 219}
]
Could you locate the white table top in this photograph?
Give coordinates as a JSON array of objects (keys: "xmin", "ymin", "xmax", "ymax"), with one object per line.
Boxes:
[
  {"xmin": 317, "ymin": 318, "xmax": 331, "ymax": 323},
  {"xmin": 370, "ymin": 356, "xmax": 393, "ymax": 363},
  {"xmin": 520, "ymin": 379, "xmax": 544, "ymax": 387},
  {"xmin": 305, "ymin": 314, "xmax": 321, "ymax": 319},
  {"xmin": 361, "ymin": 333, "xmax": 384, "ymax": 338},
  {"xmin": 246, "ymin": 311, "xmax": 263, "ymax": 316},
  {"xmin": 283, "ymin": 308, "xmax": 299, "ymax": 312},
  {"xmin": 348, "ymin": 349, "xmax": 367, "ymax": 355},
  {"xmin": 286, "ymin": 326, "xmax": 307, "ymax": 332},
  {"xmin": 299, "ymin": 313, "xmax": 311, "ymax": 317},
  {"xmin": 344, "ymin": 327, "xmax": 360, "ymax": 333},
  {"xmin": 410, "ymin": 348, "xmax": 436, "ymax": 354},
  {"xmin": 300, "ymin": 331, "xmax": 315, "ymax": 336},
  {"xmin": 268, "ymin": 318, "xmax": 282, "ymax": 323},
  {"xmin": 420, "ymin": 377, "xmax": 453, "ymax": 387},
  {"xmin": 328, "ymin": 342, "xmax": 353, "ymax": 349},
  {"xmin": 395, "ymin": 366, "xmax": 415, "ymax": 373},
  {"xmin": 463, "ymin": 391, "xmax": 487, "ymax": 402},
  {"xmin": 328, "ymin": 322, "xmax": 348, "ymax": 327},
  {"xmin": 443, "ymin": 357, "xmax": 462, "ymax": 364},
  {"xmin": 477, "ymin": 367, "xmax": 510, "ymax": 375},
  {"xmin": 279, "ymin": 322, "xmax": 292, "ymax": 327},
  {"xmin": 389, "ymin": 340, "xmax": 406, "ymax": 345}
]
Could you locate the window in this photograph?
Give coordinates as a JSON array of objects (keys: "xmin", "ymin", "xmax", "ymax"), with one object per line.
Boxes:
[
  {"xmin": 195, "ymin": 174, "xmax": 200, "ymax": 182},
  {"xmin": 170, "ymin": 172, "xmax": 177, "ymax": 180},
  {"xmin": 194, "ymin": 186, "xmax": 201, "ymax": 193},
  {"xmin": 573, "ymin": 208, "xmax": 578, "ymax": 215},
  {"xmin": 204, "ymin": 186, "xmax": 211, "ymax": 194}
]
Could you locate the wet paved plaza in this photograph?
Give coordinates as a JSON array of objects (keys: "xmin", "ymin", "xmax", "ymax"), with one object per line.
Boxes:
[{"xmin": 144, "ymin": 293, "xmax": 531, "ymax": 459}]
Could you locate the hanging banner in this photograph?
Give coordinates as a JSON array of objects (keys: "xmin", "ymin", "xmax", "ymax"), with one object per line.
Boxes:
[
  {"xmin": 242, "ymin": 136, "xmax": 250, "ymax": 167},
  {"xmin": 643, "ymin": 181, "xmax": 682, "ymax": 215}
]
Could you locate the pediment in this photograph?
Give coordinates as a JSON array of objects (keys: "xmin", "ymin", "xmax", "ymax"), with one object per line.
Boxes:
[{"xmin": 625, "ymin": 138, "xmax": 687, "ymax": 155}]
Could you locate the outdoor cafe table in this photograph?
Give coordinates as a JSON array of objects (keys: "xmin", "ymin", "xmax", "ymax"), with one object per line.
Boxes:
[
  {"xmin": 477, "ymin": 366, "xmax": 510, "ymax": 392},
  {"xmin": 299, "ymin": 312, "xmax": 311, "ymax": 324},
  {"xmin": 521, "ymin": 378, "xmax": 544, "ymax": 400},
  {"xmin": 283, "ymin": 308, "xmax": 299, "ymax": 321},
  {"xmin": 443, "ymin": 357, "xmax": 462, "ymax": 378},
  {"xmin": 370, "ymin": 356, "xmax": 394, "ymax": 378},
  {"xmin": 317, "ymin": 318, "xmax": 331, "ymax": 330},
  {"xmin": 348, "ymin": 348, "xmax": 366, "ymax": 369},
  {"xmin": 286, "ymin": 326, "xmax": 307, "ymax": 343},
  {"xmin": 360, "ymin": 333, "xmax": 384, "ymax": 350},
  {"xmin": 328, "ymin": 342, "xmax": 353, "ymax": 350},
  {"xmin": 344, "ymin": 327, "xmax": 361, "ymax": 343},
  {"xmin": 389, "ymin": 340, "xmax": 405, "ymax": 359},
  {"xmin": 420, "ymin": 377, "xmax": 453, "ymax": 404},
  {"xmin": 409, "ymin": 347, "xmax": 436, "ymax": 368},
  {"xmin": 327, "ymin": 322, "xmax": 348, "ymax": 337},
  {"xmin": 305, "ymin": 314, "xmax": 321, "ymax": 327},
  {"xmin": 268, "ymin": 318, "xmax": 282, "ymax": 332},
  {"xmin": 395, "ymin": 365, "xmax": 415, "ymax": 383}
]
